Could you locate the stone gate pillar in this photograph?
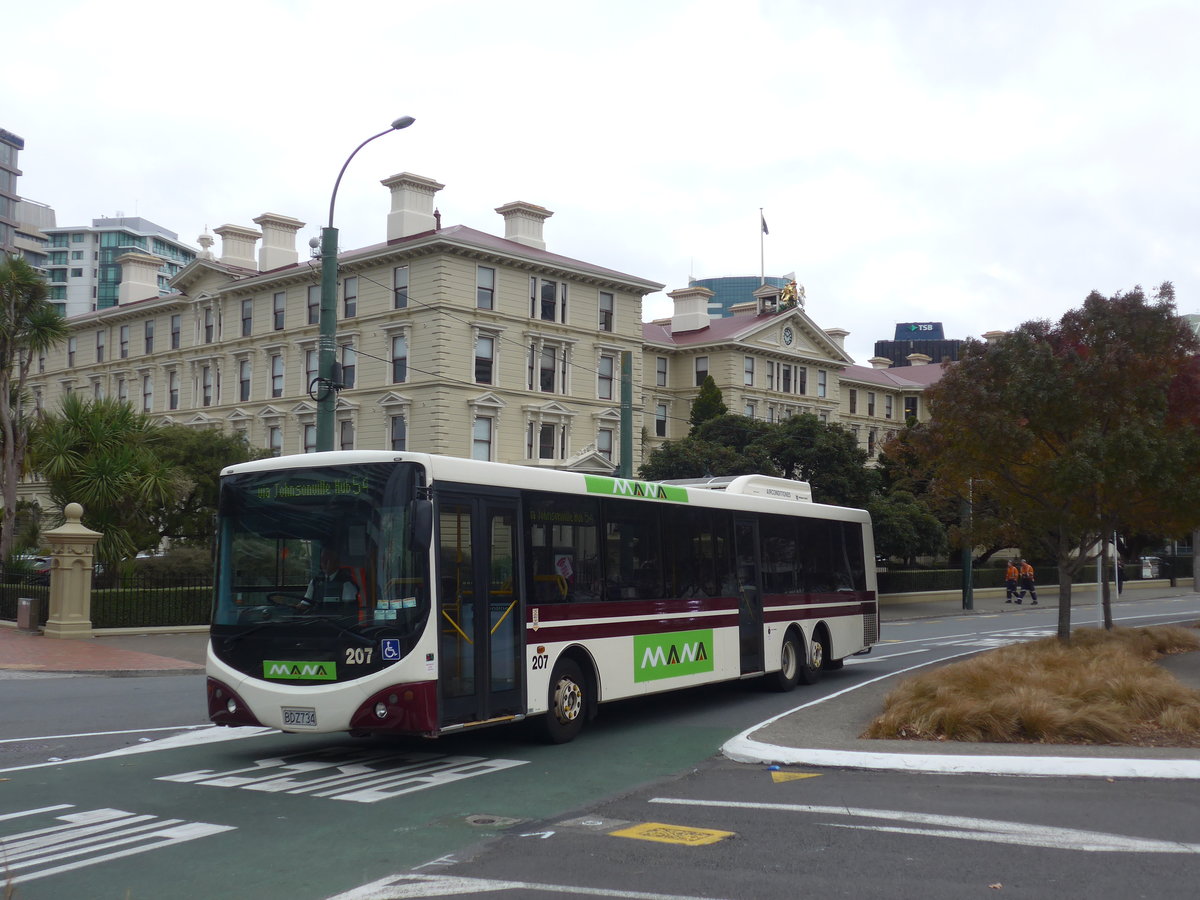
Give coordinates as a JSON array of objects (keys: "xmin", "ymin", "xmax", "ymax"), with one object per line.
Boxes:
[{"xmin": 43, "ymin": 502, "xmax": 102, "ymax": 640}]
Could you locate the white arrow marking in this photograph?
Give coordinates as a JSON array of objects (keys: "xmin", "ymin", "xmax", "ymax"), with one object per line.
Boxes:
[
  {"xmin": 649, "ymin": 797, "xmax": 1200, "ymax": 854},
  {"xmin": 327, "ymin": 873, "xmax": 732, "ymax": 899},
  {"xmin": 519, "ymin": 830, "xmax": 555, "ymax": 839}
]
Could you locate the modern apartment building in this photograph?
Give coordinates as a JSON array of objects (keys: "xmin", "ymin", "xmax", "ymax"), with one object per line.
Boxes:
[
  {"xmin": 0, "ymin": 127, "xmax": 24, "ymax": 257},
  {"xmin": 41, "ymin": 217, "xmax": 197, "ymax": 317},
  {"xmin": 25, "ymin": 173, "xmax": 663, "ymax": 477}
]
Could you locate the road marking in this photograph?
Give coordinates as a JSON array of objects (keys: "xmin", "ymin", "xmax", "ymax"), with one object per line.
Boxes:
[
  {"xmin": 327, "ymin": 873, "xmax": 734, "ymax": 899},
  {"xmin": 0, "ymin": 723, "xmax": 214, "ymax": 745},
  {"xmin": 649, "ymin": 797, "xmax": 1200, "ymax": 854},
  {"xmin": 844, "ymin": 648, "xmax": 929, "ymax": 664},
  {"xmin": 159, "ymin": 747, "xmax": 528, "ymax": 803},
  {"xmin": 609, "ymin": 822, "xmax": 734, "ymax": 846},
  {"xmin": 770, "ymin": 771, "xmax": 819, "ymax": 783},
  {"xmin": 0, "ymin": 805, "xmax": 235, "ymax": 886}
]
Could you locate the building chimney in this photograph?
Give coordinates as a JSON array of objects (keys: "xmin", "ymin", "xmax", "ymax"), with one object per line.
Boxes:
[
  {"xmin": 253, "ymin": 213, "xmax": 305, "ymax": 270},
  {"xmin": 907, "ymin": 353, "xmax": 932, "ymax": 366},
  {"xmin": 381, "ymin": 172, "xmax": 444, "ymax": 240},
  {"xmin": 668, "ymin": 286, "xmax": 714, "ymax": 334},
  {"xmin": 826, "ymin": 328, "xmax": 849, "ymax": 351},
  {"xmin": 868, "ymin": 356, "xmax": 893, "ymax": 369},
  {"xmin": 213, "ymin": 224, "xmax": 261, "ymax": 270},
  {"xmin": 116, "ymin": 251, "xmax": 162, "ymax": 304},
  {"xmin": 495, "ymin": 201, "xmax": 553, "ymax": 250}
]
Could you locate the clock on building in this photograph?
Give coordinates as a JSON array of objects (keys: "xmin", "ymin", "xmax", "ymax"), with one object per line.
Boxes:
[{"xmin": 782, "ymin": 326, "xmax": 794, "ymax": 346}]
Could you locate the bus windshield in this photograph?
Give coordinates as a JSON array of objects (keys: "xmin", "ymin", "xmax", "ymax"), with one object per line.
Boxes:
[{"xmin": 211, "ymin": 461, "xmax": 429, "ymax": 680}]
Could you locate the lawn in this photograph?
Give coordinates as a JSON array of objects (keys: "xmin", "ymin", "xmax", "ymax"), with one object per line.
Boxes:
[{"xmin": 862, "ymin": 625, "xmax": 1200, "ymax": 747}]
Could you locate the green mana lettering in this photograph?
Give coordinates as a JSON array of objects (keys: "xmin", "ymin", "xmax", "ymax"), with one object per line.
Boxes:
[
  {"xmin": 584, "ymin": 476, "xmax": 688, "ymax": 503},
  {"xmin": 263, "ymin": 660, "xmax": 338, "ymax": 681},
  {"xmin": 634, "ymin": 629, "xmax": 714, "ymax": 682}
]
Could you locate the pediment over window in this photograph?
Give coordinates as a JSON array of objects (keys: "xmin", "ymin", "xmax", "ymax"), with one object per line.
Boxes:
[{"xmin": 558, "ymin": 447, "xmax": 618, "ymax": 474}]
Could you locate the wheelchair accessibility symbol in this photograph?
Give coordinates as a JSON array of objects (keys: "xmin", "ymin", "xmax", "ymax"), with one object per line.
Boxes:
[{"xmin": 381, "ymin": 639, "xmax": 401, "ymax": 661}]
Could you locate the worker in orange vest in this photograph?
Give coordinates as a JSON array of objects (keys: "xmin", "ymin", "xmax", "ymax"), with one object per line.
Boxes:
[
  {"xmin": 1016, "ymin": 559, "xmax": 1037, "ymax": 605},
  {"xmin": 1004, "ymin": 559, "xmax": 1020, "ymax": 603}
]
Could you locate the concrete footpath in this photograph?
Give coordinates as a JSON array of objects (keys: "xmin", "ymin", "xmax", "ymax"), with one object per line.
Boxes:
[{"xmin": 2, "ymin": 583, "xmax": 1199, "ymax": 777}]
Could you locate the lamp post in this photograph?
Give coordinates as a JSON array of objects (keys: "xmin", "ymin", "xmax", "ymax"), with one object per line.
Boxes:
[{"xmin": 316, "ymin": 115, "xmax": 415, "ymax": 452}]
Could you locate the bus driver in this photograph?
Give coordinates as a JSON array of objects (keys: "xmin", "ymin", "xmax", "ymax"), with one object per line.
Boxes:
[{"xmin": 299, "ymin": 546, "xmax": 361, "ymax": 614}]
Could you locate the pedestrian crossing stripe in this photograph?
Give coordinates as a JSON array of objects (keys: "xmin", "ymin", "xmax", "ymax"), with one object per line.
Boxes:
[{"xmin": 608, "ymin": 822, "xmax": 734, "ymax": 845}]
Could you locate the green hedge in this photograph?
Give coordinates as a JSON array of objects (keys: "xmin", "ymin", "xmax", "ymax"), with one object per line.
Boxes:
[{"xmin": 89, "ymin": 585, "xmax": 212, "ymax": 629}]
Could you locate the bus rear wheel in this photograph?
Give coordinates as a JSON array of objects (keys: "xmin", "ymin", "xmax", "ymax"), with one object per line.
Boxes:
[
  {"xmin": 799, "ymin": 631, "xmax": 824, "ymax": 685},
  {"xmin": 540, "ymin": 657, "xmax": 587, "ymax": 744},
  {"xmin": 769, "ymin": 632, "xmax": 801, "ymax": 692}
]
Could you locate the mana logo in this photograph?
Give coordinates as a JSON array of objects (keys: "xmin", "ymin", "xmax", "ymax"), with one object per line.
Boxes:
[
  {"xmin": 584, "ymin": 475, "xmax": 689, "ymax": 503},
  {"xmin": 263, "ymin": 660, "xmax": 338, "ymax": 681},
  {"xmin": 633, "ymin": 629, "xmax": 714, "ymax": 683}
]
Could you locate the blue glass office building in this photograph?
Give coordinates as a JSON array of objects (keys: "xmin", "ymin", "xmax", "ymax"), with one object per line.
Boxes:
[{"xmin": 688, "ymin": 275, "xmax": 790, "ymax": 317}]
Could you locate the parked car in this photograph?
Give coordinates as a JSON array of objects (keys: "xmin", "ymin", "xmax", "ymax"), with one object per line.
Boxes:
[{"xmin": 12, "ymin": 553, "xmax": 51, "ymax": 585}]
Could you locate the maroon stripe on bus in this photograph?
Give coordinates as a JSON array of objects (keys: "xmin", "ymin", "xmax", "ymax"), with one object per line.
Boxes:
[
  {"xmin": 527, "ymin": 614, "xmax": 741, "ymax": 644},
  {"xmin": 526, "ymin": 597, "xmax": 738, "ymax": 624}
]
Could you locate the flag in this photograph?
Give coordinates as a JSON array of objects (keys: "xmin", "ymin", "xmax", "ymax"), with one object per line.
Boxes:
[{"xmin": 760, "ymin": 212, "xmax": 769, "ymax": 235}]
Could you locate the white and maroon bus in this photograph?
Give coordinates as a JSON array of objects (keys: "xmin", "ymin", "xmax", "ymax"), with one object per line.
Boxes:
[{"xmin": 207, "ymin": 451, "xmax": 878, "ymax": 742}]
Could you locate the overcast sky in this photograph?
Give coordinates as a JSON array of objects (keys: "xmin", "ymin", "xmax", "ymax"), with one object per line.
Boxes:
[{"xmin": 6, "ymin": 0, "xmax": 1197, "ymax": 364}]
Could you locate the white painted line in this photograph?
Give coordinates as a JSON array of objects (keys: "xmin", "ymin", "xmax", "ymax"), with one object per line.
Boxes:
[
  {"xmin": 0, "ymin": 726, "xmax": 276, "ymax": 774},
  {"xmin": 844, "ymin": 649, "xmax": 929, "ymax": 665},
  {"xmin": 327, "ymin": 873, "xmax": 732, "ymax": 899},
  {"xmin": 0, "ymin": 724, "xmax": 213, "ymax": 745},
  {"xmin": 648, "ymin": 797, "xmax": 1200, "ymax": 854}
]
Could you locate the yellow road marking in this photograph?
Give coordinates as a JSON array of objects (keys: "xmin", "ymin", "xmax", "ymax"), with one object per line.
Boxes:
[
  {"xmin": 771, "ymin": 771, "xmax": 821, "ymax": 783},
  {"xmin": 608, "ymin": 822, "xmax": 734, "ymax": 846}
]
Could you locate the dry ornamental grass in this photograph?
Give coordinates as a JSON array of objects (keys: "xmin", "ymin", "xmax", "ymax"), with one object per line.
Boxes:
[{"xmin": 862, "ymin": 625, "xmax": 1200, "ymax": 746}]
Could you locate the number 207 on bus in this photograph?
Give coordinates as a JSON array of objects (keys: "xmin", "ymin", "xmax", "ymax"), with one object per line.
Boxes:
[{"xmin": 207, "ymin": 451, "xmax": 878, "ymax": 743}]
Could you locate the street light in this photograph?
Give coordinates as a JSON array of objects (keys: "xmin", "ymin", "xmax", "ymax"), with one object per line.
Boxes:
[{"xmin": 315, "ymin": 116, "xmax": 415, "ymax": 452}]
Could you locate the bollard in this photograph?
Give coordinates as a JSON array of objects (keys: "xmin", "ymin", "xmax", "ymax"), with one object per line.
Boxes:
[{"xmin": 16, "ymin": 596, "xmax": 42, "ymax": 632}]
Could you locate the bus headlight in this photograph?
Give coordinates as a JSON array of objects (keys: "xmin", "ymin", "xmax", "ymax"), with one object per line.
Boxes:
[
  {"xmin": 226, "ymin": 698, "xmax": 238, "ymax": 715},
  {"xmin": 374, "ymin": 702, "xmax": 388, "ymax": 719}
]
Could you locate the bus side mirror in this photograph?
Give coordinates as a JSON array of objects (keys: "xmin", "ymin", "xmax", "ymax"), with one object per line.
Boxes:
[{"xmin": 409, "ymin": 499, "xmax": 433, "ymax": 552}]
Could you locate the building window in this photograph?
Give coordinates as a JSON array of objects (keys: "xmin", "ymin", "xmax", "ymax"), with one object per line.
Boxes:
[
  {"xmin": 530, "ymin": 344, "xmax": 562, "ymax": 393},
  {"xmin": 694, "ymin": 356, "xmax": 708, "ymax": 387},
  {"xmin": 271, "ymin": 354, "xmax": 284, "ymax": 398},
  {"xmin": 390, "ymin": 416, "xmax": 407, "ymax": 451},
  {"xmin": 268, "ymin": 426, "xmax": 282, "ymax": 457},
  {"xmin": 241, "ymin": 299, "xmax": 253, "ymax": 336},
  {"xmin": 70, "ymin": 268, "xmax": 83, "ymax": 278},
  {"xmin": 849, "ymin": 389, "xmax": 857, "ymax": 414},
  {"xmin": 599, "ymin": 291, "xmax": 614, "ymax": 332},
  {"xmin": 303, "ymin": 424, "xmax": 316, "ymax": 453},
  {"xmin": 476, "ymin": 266, "xmax": 494, "ymax": 310},
  {"xmin": 144, "ymin": 320, "xmax": 154, "ymax": 354},
  {"xmin": 307, "ymin": 286, "xmax": 320, "ymax": 325},
  {"xmin": 472, "ymin": 417, "xmax": 492, "ymax": 460},
  {"xmin": 169, "ymin": 371, "xmax": 179, "ymax": 410},
  {"xmin": 95, "ymin": 331, "xmax": 105, "ymax": 363},
  {"xmin": 528, "ymin": 422, "xmax": 565, "ymax": 461},
  {"xmin": 745, "ymin": 402, "xmax": 756, "ymax": 418},
  {"xmin": 339, "ymin": 420, "xmax": 355, "ymax": 451},
  {"xmin": 239, "ymin": 359, "xmax": 251, "ymax": 402},
  {"xmin": 390, "ymin": 266, "xmax": 408, "ymax": 310},
  {"xmin": 868, "ymin": 429, "xmax": 877, "ymax": 455},
  {"xmin": 171, "ymin": 314, "xmax": 181, "ymax": 349},
  {"xmin": 117, "ymin": 377, "xmax": 127, "ymax": 402},
  {"xmin": 886, "ymin": 396, "xmax": 894, "ymax": 419},
  {"xmin": 744, "ymin": 356, "xmax": 755, "ymax": 387},
  {"xmin": 530, "ymin": 277, "xmax": 566, "ymax": 323},
  {"xmin": 67, "ymin": 337, "xmax": 76, "ymax": 367},
  {"xmin": 598, "ymin": 353, "xmax": 615, "ymax": 400},
  {"xmin": 202, "ymin": 366, "xmax": 213, "ymax": 407},
  {"xmin": 204, "ymin": 308, "xmax": 214, "ymax": 343},
  {"xmin": 142, "ymin": 375, "xmax": 153, "ymax": 412},
  {"xmin": 305, "ymin": 349, "xmax": 318, "ymax": 391},
  {"xmin": 904, "ymin": 397, "xmax": 918, "ymax": 421},
  {"xmin": 391, "ymin": 335, "xmax": 408, "ymax": 383},
  {"xmin": 817, "ymin": 369, "xmax": 827, "ymax": 398},
  {"xmin": 475, "ymin": 335, "xmax": 494, "ymax": 384},
  {"xmin": 797, "ymin": 366, "xmax": 807, "ymax": 394},
  {"xmin": 341, "ymin": 345, "xmax": 356, "ymax": 388},
  {"xmin": 655, "ymin": 403, "xmax": 667, "ymax": 437},
  {"xmin": 342, "ymin": 275, "xmax": 357, "ymax": 318},
  {"xmin": 867, "ymin": 392, "xmax": 876, "ymax": 416},
  {"xmin": 273, "ymin": 292, "xmax": 285, "ymax": 330},
  {"xmin": 119, "ymin": 325, "xmax": 129, "ymax": 358},
  {"xmin": 656, "ymin": 356, "xmax": 667, "ymax": 387},
  {"xmin": 598, "ymin": 427, "xmax": 613, "ymax": 461}
]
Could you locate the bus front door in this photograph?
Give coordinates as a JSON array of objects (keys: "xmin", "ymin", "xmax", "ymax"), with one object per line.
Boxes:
[
  {"xmin": 735, "ymin": 517, "xmax": 764, "ymax": 675},
  {"xmin": 436, "ymin": 493, "xmax": 523, "ymax": 728}
]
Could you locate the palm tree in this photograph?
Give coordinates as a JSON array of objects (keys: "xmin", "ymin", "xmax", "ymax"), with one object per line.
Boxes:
[
  {"xmin": 28, "ymin": 393, "xmax": 181, "ymax": 570},
  {"xmin": 0, "ymin": 256, "xmax": 68, "ymax": 559}
]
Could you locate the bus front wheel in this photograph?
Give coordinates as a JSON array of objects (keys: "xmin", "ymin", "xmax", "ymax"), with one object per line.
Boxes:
[{"xmin": 541, "ymin": 657, "xmax": 587, "ymax": 744}]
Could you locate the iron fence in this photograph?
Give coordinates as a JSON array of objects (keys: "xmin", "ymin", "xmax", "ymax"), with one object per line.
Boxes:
[
  {"xmin": 89, "ymin": 571, "xmax": 213, "ymax": 629},
  {"xmin": 0, "ymin": 568, "xmax": 50, "ymax": 626},
  {"xmin": 876, "ymin": 557, "xmax": 1190, "ymax": 595}
]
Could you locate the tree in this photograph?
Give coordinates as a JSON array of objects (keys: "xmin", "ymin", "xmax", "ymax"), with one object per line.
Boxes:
[
  {"xmin": 28, "ymin": 394, "xmax": 181, "ymax": 568},
  {"xmin": 910, "ymin": 283, "xmax": 1200, "ymax": 641},
  {"xmin": 688, "ymin": 375, "xmax": 727, "ymax": 432},
  {"xmin": 149, "ymin": 425, "xmax": 265, "ymax": 546},
  {"xmin": 638, "ymin": 436, "xmax": 773, "ymax": 481},
  {"xmin": 0, "ymin": 257, "xmax": 68, "ymax": 559},
  {"xmin": 867, "ymin": 490, "xmax": 947, "ymax": 564},
  {"xmin": 751, "ymin": 413, "xmax": 877, "ymax": 507}
]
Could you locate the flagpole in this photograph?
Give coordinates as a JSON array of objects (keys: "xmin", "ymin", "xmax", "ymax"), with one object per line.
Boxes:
[{"xmin": 759, "ymin": 207, "xmax": 765, "ymax": 284}]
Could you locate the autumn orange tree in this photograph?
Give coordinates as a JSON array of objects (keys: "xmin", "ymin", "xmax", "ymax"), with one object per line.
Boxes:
[{"xmin": 909, "ymin": 283, "xmax": 1200, "ymax": 641}]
